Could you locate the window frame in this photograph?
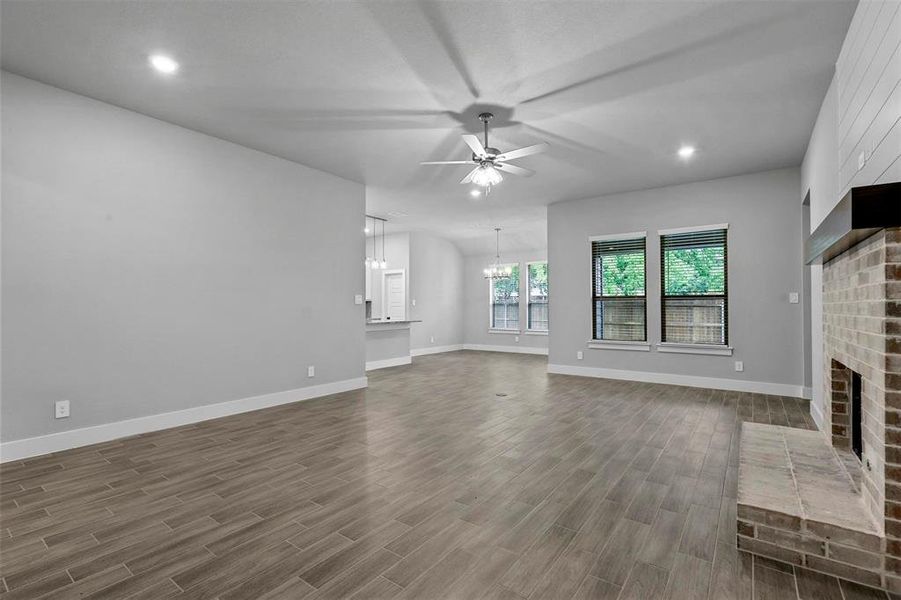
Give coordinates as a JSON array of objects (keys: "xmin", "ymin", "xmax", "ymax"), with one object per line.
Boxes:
[
  {"xmin": 488, "ymin": 263, "xmax": 521, "ymax": 332},
  {"xmin": 590, "ymin": 232, "xmax": 648, "ymax": 343},
  {"xmin": 526, "ymin": 261, "xmax": 549, "ymax": 333},
  {"xmin": 658, "ymin": 224, "xmax": 729, "ymax": 348}
]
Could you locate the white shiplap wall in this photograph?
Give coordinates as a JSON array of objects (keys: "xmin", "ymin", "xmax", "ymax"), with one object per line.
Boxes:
[{"xmin": 835, "ymin": 0, "xmax": 901, "ymax": 195}]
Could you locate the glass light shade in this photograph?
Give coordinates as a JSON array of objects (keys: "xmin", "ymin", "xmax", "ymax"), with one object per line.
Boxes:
[
  {"xmin": 471, "ymin": 165, "xmax": 503, "ymax": 187},
  {"xmin": 380, "ymin": 260, "xmax": 388, "ymax": 269},
  {"xmin": 505, "ymin": 265, "xmax": 512, "ymax": 274}
]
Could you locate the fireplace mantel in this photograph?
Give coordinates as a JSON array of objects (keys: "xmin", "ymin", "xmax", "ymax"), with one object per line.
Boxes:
[{"xmin": 805, "ymin": 182, "xmax": 900, "ymax": 265}]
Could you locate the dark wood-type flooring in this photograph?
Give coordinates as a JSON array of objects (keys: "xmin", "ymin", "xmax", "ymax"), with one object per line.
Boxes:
[{"xmin": 1, "ymin": 351, "xmax": 895, "ymax": 599}]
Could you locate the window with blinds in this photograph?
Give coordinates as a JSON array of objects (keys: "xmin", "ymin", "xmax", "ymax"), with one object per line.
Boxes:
[
  {"xmin": 591, "ymin": 236, "xmax": 646, "ymax": 341},
  {"xmin": 527, "ymin": 262, "xmax": 549, "ymax": 331},
  {"xmin": 490, "ymin": 264, "xmax": 520, "ymax": 330},
  {"xmin": 660, "ymin": 228, "xmax": 728, "ymax": 345}
]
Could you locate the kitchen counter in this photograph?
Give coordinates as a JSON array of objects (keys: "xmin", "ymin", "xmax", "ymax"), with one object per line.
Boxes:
[{"xmin": 365, "ymin": 319, "xmax": 420, "ymax": 369}]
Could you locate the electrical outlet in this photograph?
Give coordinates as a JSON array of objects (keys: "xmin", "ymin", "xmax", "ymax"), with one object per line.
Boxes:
[
  {"xmin": 354, "ymin": 294, "xmax": 363, "ymax": 305},
  {"xmin": 735, "ymin": 361, "xmax": 744, "ymax": 372},
  {"xmin": 307, "ymin": 366, "xmax": 315, "ymax": 378},
  {"xmin": 789, "ymin": 292, "xmax": 799, "ymax": 304},
  {"xmin": 55, "ymin": 400, "xmax": 70, "ymax": 419},
  {"xmin": 515, "ymin": 336, "xmax": 519, "ymax": 343},
  {"xmin": 577, "ymin": 351, "xmax": 584, "ymax": 360},
  {"xmin": 430, "ymin": 336, "xmax": 435, "ymax": 344}
]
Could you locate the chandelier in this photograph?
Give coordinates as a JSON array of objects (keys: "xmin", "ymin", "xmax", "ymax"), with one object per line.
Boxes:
[{"xmin": 484, "ymin": 227, "xmax": 512, "ymax": 279}]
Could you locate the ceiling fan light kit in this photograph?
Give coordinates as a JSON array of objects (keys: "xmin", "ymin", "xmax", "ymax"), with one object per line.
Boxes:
[{"xmin": 421, "ymin": 112, "xmax": 548, "ymax": 189}]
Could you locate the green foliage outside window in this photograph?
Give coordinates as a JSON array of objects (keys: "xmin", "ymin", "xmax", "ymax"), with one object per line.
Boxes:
[
  {"xmin": 664, "ymin": 247, "xmax": 725, "ymax": 295},
  {"xmin": 528, "ymin": 262, "xmax": 548, "ymax": 297},
  {"xmin": 600, "ymin": 253, "xmax": 644, "ymax": 296},
  {"xmin": 492, "ymin": 265, "xmax": 520, "ymax": 301}
]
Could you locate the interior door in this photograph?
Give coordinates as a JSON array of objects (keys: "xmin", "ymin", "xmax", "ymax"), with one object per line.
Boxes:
[{"xmin": 384, "ymin": 271, "xmax": 406, "ymax": 320}]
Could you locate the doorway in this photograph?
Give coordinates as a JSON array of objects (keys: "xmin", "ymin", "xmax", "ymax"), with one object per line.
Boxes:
[{"xmin": 382, "ymin": 270, "xmax": 406, "ymax": 321}]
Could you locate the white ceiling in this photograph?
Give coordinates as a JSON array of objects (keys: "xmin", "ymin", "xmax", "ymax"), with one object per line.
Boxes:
[{"xmin": 1, "ymin": 1, "xmax": 856, "ymax": 255}]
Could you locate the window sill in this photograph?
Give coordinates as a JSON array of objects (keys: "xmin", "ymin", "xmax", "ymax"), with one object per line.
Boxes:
[
  {"xmin": 524, "ymin": 330, "xmax": 548, "ymax": 336},
  {"xmin": 657, "ymin": 343, "xmax": 733, "ymax": 356},
  {"xmin": 587, "ymin": 340, "xmax": 650, "ymax": 352},
  {"xmin": 488, "ymin": 328, "xmax": 521, "ymax": 335}
]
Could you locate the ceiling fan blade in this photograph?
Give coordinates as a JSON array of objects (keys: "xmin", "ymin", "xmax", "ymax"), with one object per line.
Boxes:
[
  {"xmin": 461, "ymin": 134, "xmax": 487, "ymax": 158},
  {"xmin": 495, "ymin": 142, "xmax": 549, "ymax": 162},
  {"xmin": 495, "ymin": 163, "xmax": 534, "ymax": 177},
  {"xmin": 420, "ymin": 160, "xmax": 474, "ymax": 165},
  {"xmin": 460, "ymin": 167, "xmax": 480, "ymax": 184}
]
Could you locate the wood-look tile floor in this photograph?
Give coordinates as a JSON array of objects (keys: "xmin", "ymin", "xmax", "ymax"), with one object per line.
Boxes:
[{"xmin": 1, "ymin": 351, "xmax": 894, "ymax": 599}]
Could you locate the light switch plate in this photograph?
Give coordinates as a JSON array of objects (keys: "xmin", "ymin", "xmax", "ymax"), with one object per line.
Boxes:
[
  {"xmin": 735, "ymin": 361, "xmax": 744, "ymax": 372},
  {"xmin": 577, "ymin": 351, "xmax": 584, "ymax": 360},
  {"xmin": 307, "ymin": 366, "xmax": 315, "ymax": 378},
  {"xmin": 354, "ymin": 294, "xmax": 363, "ymax": 305},
  {"xmin": 515, "ymin": 336, "xmax": 519, "ymax": 343},
  {"xmin": 789, "ymin": 292, "xmax": 799, "ymax": 304}
]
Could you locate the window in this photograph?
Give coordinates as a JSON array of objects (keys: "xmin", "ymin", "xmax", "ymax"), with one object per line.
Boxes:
[
  {"xmin": 660, "ymin": 227, "xmax": 728, "ymax": 345},
  {"xmin": 591, "ymin": 235, "xmax": 646, "ymax": 341},
  {"xmin": 527, "ymin": 262, "xmax": 549, "ymax": 331},
  {"xmin": 490, "ymin": 264, "xmax": 520, "ymax": 330}
]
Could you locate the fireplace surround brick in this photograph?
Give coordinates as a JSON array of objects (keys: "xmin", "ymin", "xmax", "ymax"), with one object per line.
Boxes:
[{"xmin": 738, "ymin": 228, "xmax": 901, "ymax": 592}]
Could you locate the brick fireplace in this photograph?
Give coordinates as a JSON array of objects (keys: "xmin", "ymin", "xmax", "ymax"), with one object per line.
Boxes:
[
  {"xmin": 823, "ymin": 229, "xmax": 899, "ymax": 532},
  {"xmin": 737, "ymin": 183, "xmax": 900, "ymax": 592}
]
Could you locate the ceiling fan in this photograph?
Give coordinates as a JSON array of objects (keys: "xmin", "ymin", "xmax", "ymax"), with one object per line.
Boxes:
[{"xmin": 420, "ymin": 112, "xmax": 549, "ymax": 187}]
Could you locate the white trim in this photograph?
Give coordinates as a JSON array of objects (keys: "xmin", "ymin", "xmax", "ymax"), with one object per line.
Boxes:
[
  {"xmin": 0, "ymin": 377, "xmax": 369, "ymax": 463},
  {"xmin": 488, "ymin": 328, "xmax": 521, "ymax": 335},
  {"xmin": 587, "ymin": 340, "xmax": 651, "ymax": 352},
  {"xmin": 524, "ymin": 330, "xmax": 549, "ymax": 336},
  {"xmin": 365, "ymin": 355, "xmax": 412, "ymax": 371},
  {"xmin": 411, "ymin": 344, "xmax": 463, "ymax": 356},
  {"xmin": 657, "ymin": 223, "xmax": 729, "ymax": 235},
  {"xmin": 588, "ymin": 231, "xmax": 647, "ymax": 242},
  {"xmin": 547, "ymin": 364, "xmax": 804, "ymax": 397},
  {"xmin": 464, "ymin": 344, "xmax": 549, "ymax": 356},
  {"xmin": 810, "ymin": 396, "xmax": 825, "ymax": 431},
  {"xmin": 657, "ymin": 343, "xmax": 733, "ymax": 356}
]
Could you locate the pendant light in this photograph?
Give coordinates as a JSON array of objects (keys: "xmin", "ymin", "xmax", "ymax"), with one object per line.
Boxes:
[
  {"xmin": 364, "ymin": 216, "xmax": 373, "ymax": 268},
  {"xmin": 484, "ymin": 227, "xmax": 512, "ymax": 279},
  {"xmin": 379, "ymin": 219, "xmax": 388, "ymax": 269}
]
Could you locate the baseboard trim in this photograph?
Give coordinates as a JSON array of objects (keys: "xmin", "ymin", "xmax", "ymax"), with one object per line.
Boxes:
[
  {"xmin": 547, "ymin": 364, "xmax": 805, "ymax": 398},
  {"xmin": 365, "ymin": 356, "xmax": 412, "ymax": 371},
  {"xmin": 463, "ymin": 344, "xmax": 549, "ymax": 356},
  {"xmin": 810, "ymin": 396, "xmax": 825, "ymax": 432},
  {"xmin": 411, "ymin": 344, "xmax": 464, "ymax": 357},
  {"xmin": 0, "ymin": 376, "xmax": 369, "ymax": 463}
]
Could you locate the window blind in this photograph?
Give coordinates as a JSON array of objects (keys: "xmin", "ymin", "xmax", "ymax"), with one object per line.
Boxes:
[
  {"xmin": 591, "ymin": 237, "xmax": 646, "ymax": 341},
  {"xmin": 660, "ymin": 228, "xmax": 728, "ymax": 345}
]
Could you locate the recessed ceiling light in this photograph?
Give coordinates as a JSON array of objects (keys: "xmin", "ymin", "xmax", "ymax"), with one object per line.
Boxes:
[
  {"xmin": 678, "ymin": 145, "xmax": 696, "ymax": 159},
  {"xmin": 149, "ymin": 54, "xmax": 179, "ymax": 74},
  {"xmin": 470, "ymin": 189, "xmax": 481, "ymax": 197}
]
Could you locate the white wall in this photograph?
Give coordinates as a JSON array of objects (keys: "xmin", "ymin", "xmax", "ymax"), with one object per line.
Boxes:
[
  {"xmin": 463, "ymin": 249, "xmax": 549, "ymax": 354},
  {"xmin": 802, "ymin": 0, "xmax": 901, "ymax": 428},
  {"xmin": 409, "ymin": 232, "xmax": 464, "ymax": 352},
  {"xmin": 1, "ymin": 73, "xmax": 366, "ymax": 444},
  {"xmin": 547, "ymin": 168, "xmax": 805, "ymax": 396}
]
